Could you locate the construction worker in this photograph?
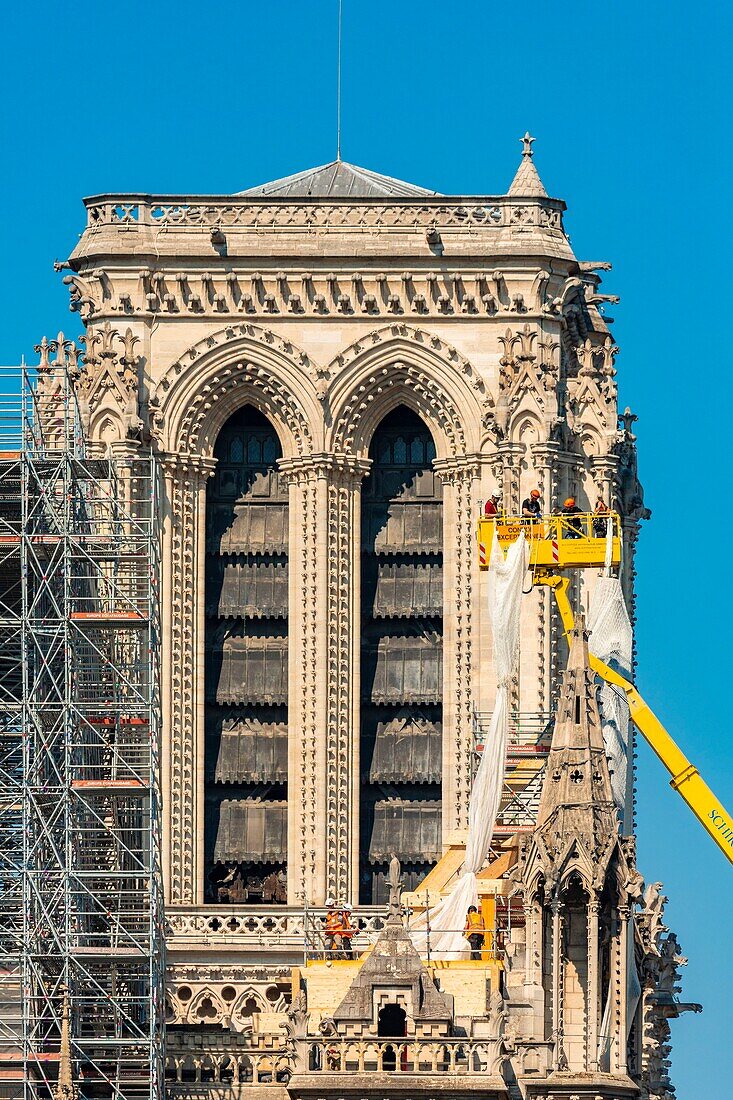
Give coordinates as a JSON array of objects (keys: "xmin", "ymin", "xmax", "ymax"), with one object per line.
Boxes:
[
  {"xmin": 464, "ymin": 905, "xmax": 485, "ymax": 961},
  {"xmin": 593, "ymin": 496, "xmax": 609, "ymax": 537},
  {"xmin": 340, "ymin": 903, "xmax": 356, "ymax": 957},
  {"xmin": 484, "ymin": 492, "xmax": 501, "ymax": 517},
  {"xmin": 562, "ymin": 497, "xmax": 583, "ymax": 539},
  {"xmin": 521, "ymin": 489, "xmax": 542, "ymax": 523},
  {"xmin": 323, "ymin": 898, "xmax": 342, "ymax": 959}
]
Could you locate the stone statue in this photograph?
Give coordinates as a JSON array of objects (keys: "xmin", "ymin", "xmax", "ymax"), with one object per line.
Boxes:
[{"xmin": 387, "ymin": 855, "xmax": 403, "ymax": 923}]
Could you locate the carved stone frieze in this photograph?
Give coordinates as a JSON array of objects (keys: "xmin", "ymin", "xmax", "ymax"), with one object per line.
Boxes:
[{"xmin": 66, "ymin": 266, "xmax": 583, "ymax": 324}]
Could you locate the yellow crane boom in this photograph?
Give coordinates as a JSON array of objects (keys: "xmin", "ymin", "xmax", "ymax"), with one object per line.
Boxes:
[
  {"xmin": 477, "ymin": 512, "xmax": 733, "ymax": 866},
  {"xmin": 539, "ymin": 572, "xmax": 733, "ymax": 865}
]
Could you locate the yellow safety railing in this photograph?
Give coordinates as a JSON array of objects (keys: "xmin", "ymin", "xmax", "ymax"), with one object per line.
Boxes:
[{"xmin": 477, "ymin": 511, "xmax": 622, "ymax": 571}]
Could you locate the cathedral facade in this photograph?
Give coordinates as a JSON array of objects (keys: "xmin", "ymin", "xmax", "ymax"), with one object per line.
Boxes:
[{"xmin": 52, "ymin": 140, "xmax": 692, "ymax": 1098}]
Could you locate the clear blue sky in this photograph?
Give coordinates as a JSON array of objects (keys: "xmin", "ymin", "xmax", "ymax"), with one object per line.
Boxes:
[{"xmin": 2, "ymin": 2, "xmax": 731, "ymax": 1093}]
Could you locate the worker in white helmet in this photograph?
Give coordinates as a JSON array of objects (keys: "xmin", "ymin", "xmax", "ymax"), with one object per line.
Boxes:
[
  {"xmin": 323, "ymin": 897, "xmax": 341, "ymax": 959},
  {"xmin": 340, "ymin": 903, "xmax": 355, "ymax": 958}
]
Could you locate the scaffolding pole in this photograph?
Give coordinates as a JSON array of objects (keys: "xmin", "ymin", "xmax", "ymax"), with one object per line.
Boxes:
[{"xmin": 0, "ymin": 359, "xmax": 165, "ymax": 1100}]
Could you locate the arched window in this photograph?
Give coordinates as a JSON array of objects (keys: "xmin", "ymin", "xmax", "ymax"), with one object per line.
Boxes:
[
  {"xmin": 204, "ymin": 406, "xmax": 288, "ymax": 904},
  {"xmin": 359, "ymin": 407, "xmax": 443, "ymax": 903}
]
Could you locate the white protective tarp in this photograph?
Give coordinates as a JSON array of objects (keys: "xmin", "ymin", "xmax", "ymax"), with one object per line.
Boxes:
[
  {"xmin": 598, "ymin": 917, "xmax": 642, "ymax": 1068},
  {"xmin": 410, "ymin": 530, "xmax": 527, "ymax": 958},
  {"xmin": 587, "ymin": 526, "xmax": 633, "ymax": 830}
]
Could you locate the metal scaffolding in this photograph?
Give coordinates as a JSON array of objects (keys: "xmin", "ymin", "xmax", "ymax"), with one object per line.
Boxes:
[
  {"xmin": 0, "ymin": 360, "xmax": 164, "ymax": 1100},
  {"xmin": 472, "ymin": 710, "xmax": 553, "ymax": 837}
]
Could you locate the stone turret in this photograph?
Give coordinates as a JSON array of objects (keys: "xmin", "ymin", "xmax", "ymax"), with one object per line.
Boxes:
[
  {"xmin": 532, "ymin": 618, "xmax": 620, "ymax": 893},
  {"xmin": 512, "ymin": 620, "xmax": 643, "ymax": 1095}
]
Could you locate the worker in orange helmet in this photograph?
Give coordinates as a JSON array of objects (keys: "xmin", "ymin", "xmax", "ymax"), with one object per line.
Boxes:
[
  {"xmin": 521, "ymin": 488, "xmax": 542, "ymax": 524},
  {"xmin": 562, "ymin": 496, "xmax": 583, "ymax": 539}
]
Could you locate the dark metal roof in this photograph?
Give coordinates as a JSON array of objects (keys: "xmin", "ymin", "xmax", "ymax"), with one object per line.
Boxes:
[{"xmin": 239, "ymin": 160, "xmax": 439, "ymax": 198}]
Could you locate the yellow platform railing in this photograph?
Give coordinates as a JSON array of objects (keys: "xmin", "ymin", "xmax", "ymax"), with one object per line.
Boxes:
[{"xmin": 477, "ymin": 511, "xmax": 622, "ymax": 571}]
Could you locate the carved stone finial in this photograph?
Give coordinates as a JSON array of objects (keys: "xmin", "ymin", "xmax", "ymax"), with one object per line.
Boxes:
[
  {"xmin": 521, "ymin": 131, "xmax": 535, "ymax": 157},
  {"xmin": 54, "ymin": 987, "xmax": 76, "ymax": 1100}
]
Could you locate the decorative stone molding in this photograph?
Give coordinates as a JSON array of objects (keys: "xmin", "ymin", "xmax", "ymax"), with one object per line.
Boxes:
[
  {"xmin": 277, "ymin": 457, "xmax": 322, "ymax": 903},
  {"xmin": 493, "ymin": 323, "xmax": 561, "ymax": 442},
  {"xmin": 161, "ymin": 452, "xmax": 216, "ymax": 905},
  {"xmin": 327, "ymin": 325, "xmax": 484, "ymax": 459},
  {"xmin": 323, "ymin": 456, "xmax": 371, "ymax": 900},
  {"xmin": 77, "ymin": 321, "xmax": 144, "ymax": 444},
  {"xmin": 434, "ymin": 456, "xmax": 480, "ymax": 831},
  {"xmin": 32, "ymin": 333, "xmax": 82, "ymax": 449},
  {"xmin": 166, "ymin": 977, "xmax": 290, "ymax": 1028},
  {"xmin": 150, "ymin": 323, "xmax": 323, "ymax": 457}
]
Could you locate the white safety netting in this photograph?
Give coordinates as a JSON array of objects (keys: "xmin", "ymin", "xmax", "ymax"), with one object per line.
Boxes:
[
  {"xmin": 410, "ymin": 530, "xmax": 527, "ymax": 959},
  {"xmin": 587, "ymin": 526, "xmax": 633, "ymax": 830}
]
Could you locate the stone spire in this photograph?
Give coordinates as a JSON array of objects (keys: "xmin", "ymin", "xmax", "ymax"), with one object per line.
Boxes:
[
  {"xmin": 54, "ymin": 988, "xmax": 76, "ymax": 1100},
  {"xmin": 533, "ymin": 618, "xmax": 618, "ymax": 882},
  {"xmin": 507, "ymin": 132, "xmax": 548, "ymax": 197}
]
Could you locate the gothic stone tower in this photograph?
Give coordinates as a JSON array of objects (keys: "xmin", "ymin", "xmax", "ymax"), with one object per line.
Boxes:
[{"xmin": 44, "ymin": 142, "xmax": 689, "ymax": 1091}]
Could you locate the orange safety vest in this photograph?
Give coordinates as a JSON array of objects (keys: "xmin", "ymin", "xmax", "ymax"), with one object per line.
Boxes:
[
  {"xmin": 325, "ymin": 910, "xmax": 342, "ymax": 933},
  {"xmin": 340, "ymin": 912, "xmax": 355, "ymax": 939},
  {"xmin": 464, "ymin": 911, "xmax": 485, "ymax": 938}
]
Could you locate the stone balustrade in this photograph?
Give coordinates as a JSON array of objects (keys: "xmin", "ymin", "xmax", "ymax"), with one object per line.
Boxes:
[
  {"xmin": 165, "ymin": 905, "xmax": 387, "ymax": 953},
  {"xmin": 83, "ymin": 195, "xmax": 565, "ymax": 233},
  {"xmin": 165, "ymin": 1036, "xmax": 507, "ymax": 1087}
]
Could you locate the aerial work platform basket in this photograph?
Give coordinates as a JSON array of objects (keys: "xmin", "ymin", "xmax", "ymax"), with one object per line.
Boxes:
[{"xmin": 477, "ymin": 511, "xmax": 622, "ymax": 571}]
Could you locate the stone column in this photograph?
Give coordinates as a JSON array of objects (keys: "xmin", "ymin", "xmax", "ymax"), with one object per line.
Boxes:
[
  {"xmin": 551, "ymin": 896, "xmax": 565, "ymax": 1069},
  {"xmin": 531, "ymin": 442, "xmax": 563, "ymax": 710},
  {"xmin": 434, "ymin": 456, "xmax": 480, "ymax": 837},
  {"xmin": 523, "ymin": 897, "xmax": 542, "ymax": 988},
  {"xmin": 324, "ymin": 456, "xmax": 371, "ymax": 903},
  {"xmin": 587, "ymin": 894, "xmax": 601, "ymax": 1071},
  {"xmin": 494, "ymin": 441, "xmax": 524, "ymax": 514},
  {"xmin": 590, "ymin": 454, "xmax": 619, "ymax": 508},
  {"xmin": 615, "ymin": 903, "xmax": 630, "ymax": 1074},
  {"xmin": 281, "ymin": 454, "xmax": 369, "ymax": 906},
  {"xmin": 160, "ymin": 453, "xmax": 215, "ymax": 905},
  {"xmin": 279, "ymin": 458, "xmax": 324, "ymax": 905}
]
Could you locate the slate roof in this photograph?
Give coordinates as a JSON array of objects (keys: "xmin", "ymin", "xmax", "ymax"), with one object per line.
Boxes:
[
  {"xmin": 507, "ymin": 137, "xmax": 548, "ymax": 197},
  {"xmin": 239, "ymin": 160, "xmax": 439, "ymax": 198}
]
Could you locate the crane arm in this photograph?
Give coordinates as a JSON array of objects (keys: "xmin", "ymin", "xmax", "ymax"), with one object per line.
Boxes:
[{"xmin": 538, "ymin": 572, "xmax": 733, "ymax": 866}]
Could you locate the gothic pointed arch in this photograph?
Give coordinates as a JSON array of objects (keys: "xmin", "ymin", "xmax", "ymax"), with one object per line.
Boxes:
[
  {"xmin": 325, "ymin": 324, "xmax": 485, "ymax": 459},
  {"xmin": 150, "ymin": 322, "xmax": 323, "ymax": 458}
]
